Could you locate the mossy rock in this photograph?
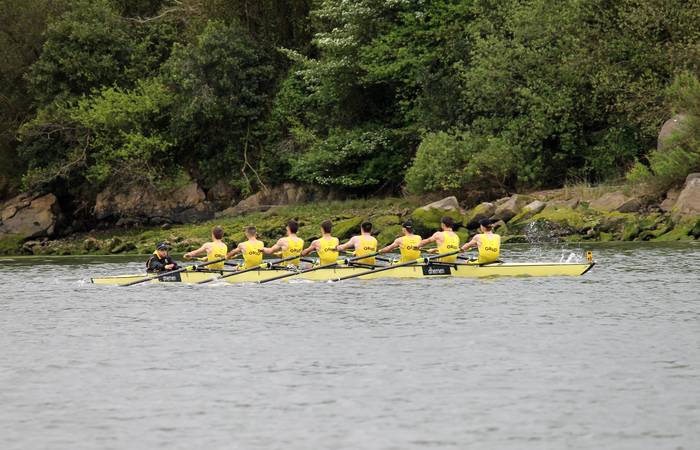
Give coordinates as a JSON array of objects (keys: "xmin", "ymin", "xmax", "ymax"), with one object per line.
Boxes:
[
  {"xmin": 371, "ymin": 214, "xmax": 401, "ymax": 229},
  {"xmin": 599, "ymin": 232, "xmax": 614, "ymax": 242},
  {"xmin": 333, "ymin": 217, "xmax": 365, "ymax": 240},
  {"xmin": 456, "ymin": 229, "xmax": 470, "ymax": 245},
  {"xmin": 621, "ymin": 222, "xmax": 640, "ymax": 241},
  {"xmin": 502, "ymin": 234, "xmax": 528, "ymax": 243},
  {"xmin": 0, "ymin": 234, "xmax": 25, "ymax": 255},
  {"xmin": 410, "ymin": 208, "xmax": 463, "ymax": 236},
  {"xmin": 597, "ymin": 211, "xmax": 636, "ymax": 233},
  {"xmin": 691, "ymin": 217, "xmax": 700, "ymax": 239},
  {"xmin": 376, "ymin": 225, "xmax": 402, "ymax": 246},
  {"xmin": 464, "ymin": 202, "xmax": 496, "ymax": 229},
  {"xmin": 526, "ymin": 207, "xmax": 598, "ymax": 235},
  {"xmin": 653, "ymin": 218, "xmax": 697, "ymax": 241},
  {"xmin": 638, "ymin": 224, "xmax": 670, "ymax": 241}
]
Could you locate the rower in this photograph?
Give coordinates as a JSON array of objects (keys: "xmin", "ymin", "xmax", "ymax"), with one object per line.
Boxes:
[
  {"xmin": 462, "ymin": 218, "xmax": 501, "ymax": 264},
  {"xmin": 184, "ymin": 225, "xmax": 228, "ymax": 270},
  {"xmin": 263, "ymin": 219, "xmax": 304, "ymax": 266},
  {"xmin": 227, "ymin": 226, "xmax": 264, "ymax": 269},
  {"xmin": 337, "ymin": 221, "xmax": 377, "ymax": 265},
  {"xmin": 301, "ymin": 219, "xmax": 339, "ymax": 265},
  {"xmin": 418, "ymin": 216, "xmax": 460, "ymax": 263},
  {"xmin": 378, "ymin": 221, "xmax": 422, "ymax": 263},
  {"xmin": 146, "ymin": 242, "xmax": 179, "ymax": 272}
]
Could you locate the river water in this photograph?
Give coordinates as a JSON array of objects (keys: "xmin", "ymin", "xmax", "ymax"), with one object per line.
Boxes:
[{"xmin": 0, "ymin": 243, "xmax": 698, "ymax": 449}]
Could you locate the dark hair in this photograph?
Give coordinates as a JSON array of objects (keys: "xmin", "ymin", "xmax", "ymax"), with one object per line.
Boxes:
[
  {"xmin": 287, "ymin": 220, "xmax": 299, "ymax": 233},
  {"xmin": 212, "ymin": 225, "xmax": 224, "ymax": 240},
  {"xmin": 321, "ymin": 220, "xmax": 333, "ymax": 233},
  {"xmin": 441, "ymin": 216, "xmax": 455, "ymax": 228},
  {"xmin": 361, "ymin": 221, "xmax": 372, "ymax": 233},
  {"xmin": 245, "ymin": 226, "xmax": 257, "ymax": 236},
  {"xmin": 479, "ymin": 218, "xmax": 495, "ymax": 230},
  {"xmin": 402, "ymin": 221, "xmax": 413, "ymax": 231}
]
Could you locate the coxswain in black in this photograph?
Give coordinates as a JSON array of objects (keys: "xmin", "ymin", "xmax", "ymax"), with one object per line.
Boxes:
[{"xmin": 146, "ymin": 242, "xmax": 179, "ymax": 272}]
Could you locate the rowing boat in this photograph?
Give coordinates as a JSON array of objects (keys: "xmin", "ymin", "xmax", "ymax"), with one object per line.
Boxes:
[{"xmin": 90, "ymin": 260, "xmax": 595, "ymax": 285}]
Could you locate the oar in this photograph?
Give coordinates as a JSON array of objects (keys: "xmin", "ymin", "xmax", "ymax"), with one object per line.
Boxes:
[
  {"xmin": 331, "ymin": 250, "xmax": 460, "ymax": 282},
  {"xmin": 196, "ymin": 254, "xmax": 302, "ymax": 284},
  {"xmin": 258, "ymin": 251, "xmax": 382, "ymax": 284},
  {"xmin": 122, "ymin": 257, "xmax": 227, "ymax": 287}
]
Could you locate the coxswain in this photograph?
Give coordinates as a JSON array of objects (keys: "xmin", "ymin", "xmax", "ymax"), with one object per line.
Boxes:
[
  {"xmin": 184, "ymin": 225, "xmax": 228, "ymax": 270},
  {"xmin": 226, "ymin": 226, "xmax": 265, "ymax": 269},
  {"xmin": 461, "ymin": 218, "xmax": 501, "ymax": 264},
  {"xmin": 301, "ymin": 219, "xmax": 339, "ymax": 265},
  {"xmin": 418, "ymin": 216, "xmax": 460, "ymax": 263},
  {"xmin": 263, "ymin": 219, "xmax": 304, "ymax": 266},
  {"xmin": 378, "ymin": 221, "xmax": 422, "ymax": 262},
  {"xmin": 146, "ymin": 242, "xmax": 178, "ymax": 272},
  {"xmin": 337, "ymin": 221, "xmax": 377, "ymax": 264}
]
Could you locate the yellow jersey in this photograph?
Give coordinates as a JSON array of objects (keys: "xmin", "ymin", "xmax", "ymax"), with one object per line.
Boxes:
[
  {"xmin": 208, "ymin": 241, "xmax": 228, "ymax": 269},
  {"xmin": 399, "ymin": 234, "xmax": 422, "ymax": 263},
  {"xmin": 354, "ymin": 234, "xmax": 377, "ymax": 265},
  {"xmin": 281, "ymin": 236, "xmax": 304, "ymax": 266},
  {"xmin": 242, "ymin": 240, "xmax": 264, "ymax": 269},
  {"xmin": 477, "ymin": 233, "xmax": 500, "ymax": 264},
  {"xmin": 317, "ymin": 236, "xmax": 339, "ymax": 265},
  {"xmin": 437, "ymin": 231, "xmax": 460, "ymax": 263}
]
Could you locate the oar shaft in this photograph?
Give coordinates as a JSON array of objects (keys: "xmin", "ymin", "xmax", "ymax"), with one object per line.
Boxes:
[
  {"xmin": 332, "ymin": 251, "xmax": 460, "ymax": 282},
  {"xmin": 259, "ymin": 251, "xmax": 381, "ymax": 284},
  {"xmin": 197, "ymin": 254, "xmax": 302, "ymax": 284},
  {"xmin": 122, "ymin": 257, "xmax": 227, "ymax": 286}
]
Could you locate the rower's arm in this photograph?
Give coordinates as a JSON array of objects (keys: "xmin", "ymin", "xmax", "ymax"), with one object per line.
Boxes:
[
  {"xmin": 301, "ymin": 240, "xmax": 319, "ymax": 256},
  {"xmin": 379, "ymin": 237, "xmax": 401, "ymax": 253},
  {"xmin": 418, "ymin": 232, "xmax": 439, "ymax": 248},
  {"xmin": 226, "ymin": 243, "xmax": 243, "ymax": 259},
  {"xmin": 184, "ymin": 243, "xmax": 210, "ymax": 259},
  {"xmin": 337, "ymin": 236, "xmax": 356, "ymax": 252},
  {"xmin": 263, "ymin": 238, "xmax": 284, "ymax": 255},
  {"xmin": 461, "ymin": 235, "xmax": 480, "ymax": 251}
]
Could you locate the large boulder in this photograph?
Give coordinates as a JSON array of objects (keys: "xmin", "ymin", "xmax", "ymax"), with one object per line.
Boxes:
[
  {"xmin": 491, "ymin": 194, "xmax": 532, "ymax": 222},
  {"xmin": 658, "ymin": 114, "xmax": 689, "ymax": 151},
  {"xmin": 94, "ymin": 182, "xmax": 214, "ymax": 225},
  {"xmin": 508, "ymin": 200, "xmax": 547, "ymax": 224},
  {"xmin": 206, "ymin": 180, "xmax": 237, "ymax": 207},
  {"xmin": 410, "ymin": 196, "xmax": 464, "ymax": 235},
  {"xmin": 223, "ymin": 183, "xmax": 339, "ymax": 215},
  {"xmin": 589, "ymin": 192, "xmax": 641, "ymax": 213},
  {"xmin": 463, "ymin": 202, "xmax": 495, "ymax": 229},
  {"xmin": 0, "ymin": 193, "xmax": 62, "ymax": 238},
  {"xmin": 672, "ymin": 173, "xmax": 700, "ymax": 219},
  {"xmin": 659, "ymin": 188, "xmax": 681, "ymax": 213}
]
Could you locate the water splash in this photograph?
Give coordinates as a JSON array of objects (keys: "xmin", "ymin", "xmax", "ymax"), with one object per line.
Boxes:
[{"xmin": 524, "ymin": 221, "xmax": 560, "ymax": 244}]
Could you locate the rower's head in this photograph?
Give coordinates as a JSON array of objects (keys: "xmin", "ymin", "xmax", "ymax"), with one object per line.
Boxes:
[
  {"xmin": 402, "ymin": 221, "xmax": 414, "ymax": 235},
  {"xmin": 360, "ymin": 221, "xmax": 372, "ymax": 234},
  {"xmin": 286, "ymin": 219, "xmax": 299, "ymax": 235},
  {"xmin": 156, "ymin": 242, "xmax": 170, "ymax": 257},
  {"xmin": 211, "ymin": 225, "xmax": 224, "ymax": 241},
  {"xmin": 245, "ymin": 226, "xmax": 257, "ymax": 239},
  {"xmin": 320, "ymin": 220, "xmax": 333, "ymax": 235},
  {"xmin": 440, "ymin": 216, "xmax": 455, "ymax": 231},
  {"xmin": 479, "ymin": 218, "xmax": 495, "ymax": 233}
]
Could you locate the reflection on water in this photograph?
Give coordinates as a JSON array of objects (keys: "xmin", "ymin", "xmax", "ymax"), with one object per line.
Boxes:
[{"xmin": 1, "ymin": 242, "xmax": 699, "ymax": 449}]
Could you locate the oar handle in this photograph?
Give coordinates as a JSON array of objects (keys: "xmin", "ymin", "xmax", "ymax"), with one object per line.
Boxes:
[
  {"xmin": 259, "ymin": 251, "xmax": 382, "ymax": 284},
  {"xmin": 197, "ymin": 254, "xmax": 303, "ymax": 284}
]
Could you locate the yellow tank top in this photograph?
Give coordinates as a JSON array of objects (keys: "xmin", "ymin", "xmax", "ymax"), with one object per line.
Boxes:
[
  {"xmin": 354, "ymin": 235, "xmax": 377, "ymax": 265},
  {"xmin": 477, "ymin": 233, "xmax": 500, "ymax": 263},
  {"xmin": 208, "ymin": 241, "xmax": 228, "ymax": 269},
  {"xmin": 437, "ymin": 231, "xmax": 460, "ymax": 263},
  {"xmin": 317, "ymin": 236, "xmax": 339, "ymax": 265},
  {"xmin": 281, "ymin": 236, "xmax": 304, "ymax": 266},
  {"xmin": 242, "ymin": 240, "xmax": 264, "ymax": 269},
  {"xmin": 399, "ymin": 234, "xmax": 422, "ymax": 263}
]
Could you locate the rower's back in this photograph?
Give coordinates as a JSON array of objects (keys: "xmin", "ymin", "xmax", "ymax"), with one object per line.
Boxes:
[
  {"xmin": 317, "ymin": 220, "xmax": 339, "ymax": 265},
  {"xmin": 208, "ymin": 226, "xmax": 228, "ymax": 269},
  {"xmin": 436, "ymin": 216, "xmax": 460, "ymax": 263},
  {"xmin": 354, "ymin": 222, "xmax": 377, "ymax": 265},
  {"xmin": 477, "ymin": 232, "xmax": 500, "ymax": 264},
  {"xmin": 282, "ymin": 236, "xmax": 304, "ymax": 266},
  {"xmin": 241, "ymin": 226, "xmax": 264, "ymax": 269}
]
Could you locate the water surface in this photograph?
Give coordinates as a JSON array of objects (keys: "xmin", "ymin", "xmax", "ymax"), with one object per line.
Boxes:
[{"xmin": 1, "ymin": 243, "xmax": 698, "ymax": 449}]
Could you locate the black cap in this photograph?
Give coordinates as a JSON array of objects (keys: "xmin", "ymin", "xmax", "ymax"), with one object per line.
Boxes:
[
  {"xmin": 156, "ymin": 242, "xmax": 170, "ymax": 250},
  {"xmin": 402, "ymin": 221, "xmax": 413, "ymax": 230}
]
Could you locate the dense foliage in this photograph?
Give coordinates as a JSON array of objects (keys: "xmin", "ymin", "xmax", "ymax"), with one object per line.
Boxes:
[{"xmin": 2, "ymin": 0, "xmax": 700, "ymax": 204}]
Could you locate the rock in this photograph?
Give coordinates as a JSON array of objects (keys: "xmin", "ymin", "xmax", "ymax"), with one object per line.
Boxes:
[
  {"xmin": 590, "ymin": 192, "xmax": 641, "ymax": 213},
  {"xmin": 658, "ymin": 114, "xmax": 689, "ymax": 151},
  {"xmin": 0, "ymin": 193, "xmax": 62, "ymax": 238},
  {"xmin": 492, "ymin": 194, "xmax": 532, "ymax": 222},
  {"xmin": 333, "ymin": 217, "xmax": 365, "ymax": 240},
  {"xmin": 160, "ymin": 223, "xmax": 172, "ymax": 230},
  {"xmin": 421, "ymin": 196, "xmax": 461, "ymax": 212},
  {"xmin": 508, "ymin": 200, "xmax": 547, "ymax": 224},
  {"xmin": 228, "ymin": 183, "xmax": 339, "ymax": 215},
  {"xmin": 206, "ymin": 180, "xmax": 237, "ymax": 207},
  {"xmin": 691, "ymin": 218, "xmax": 700, "ymax": 239},
  {"xmin": 660, "ymin": 188, "xmax": 681, "ymax": 212},
  {"xmin": 672, "ymin": 174, "xmax": 700, "ymax": 218},
  {"xmin": 547, "ymin": 198, "xmax": 579, "ymax": 209},
  {"xmin": 376, "ymin": 225, "xmax": 403, "ymax": 246},
  {"xmin": 463, "ymin": 203, "xmax": 496, "ymax": 229},
  {"xmin": 83, "ymin": 237, "xmax": 100, "ymax": 251},
  {"xmin": 94, "ymin": 181, "xmax": 214, "ymax": 225}
]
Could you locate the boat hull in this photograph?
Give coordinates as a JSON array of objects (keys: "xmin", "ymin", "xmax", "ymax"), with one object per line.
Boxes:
[{"xmin": 91, "ymin": 262, "xmax": 595, "ymax": 286}]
